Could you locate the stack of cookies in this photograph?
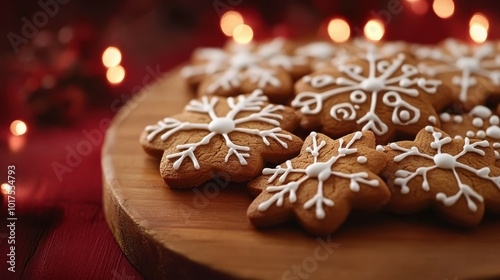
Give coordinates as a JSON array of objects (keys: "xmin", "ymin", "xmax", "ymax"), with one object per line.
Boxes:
[{"xmin": 140, "ymin": 37, "xmax": 500, "ymax": 235}]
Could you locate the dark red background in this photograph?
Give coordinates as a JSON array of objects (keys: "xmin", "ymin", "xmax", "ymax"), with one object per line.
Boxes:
[{"xmin": 1, "ymin": 0, "xmax": 500, "ymax": 279}]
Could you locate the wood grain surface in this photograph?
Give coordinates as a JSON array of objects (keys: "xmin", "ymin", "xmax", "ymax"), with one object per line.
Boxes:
[{"xmin": 102, "ymin": 68, "xmax": 500, "ymax": 280}]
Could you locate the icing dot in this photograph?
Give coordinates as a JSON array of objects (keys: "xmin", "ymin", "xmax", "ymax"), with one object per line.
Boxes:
[
  {"xmin": 453, "ymin": 115, "xmax": 463, "ymax": 124},
  {"xmin": 456, "ymin": 57, "xmax": 480, "ymax": 71},
  {"xmin": 376, "ymin": 145, "xmax": 385, "ymax": 152},
  {"xmin": 486, "ymin": 125, "xmax": 500, "ymax": 139},
  {"xmin": 399, "ymin": 110, "xmax": 410, "ymax": 121},
  {"xmin": 495, "ymin": 151, "xmax": 500, "ymax": 159},
  {"xmin": 428, "ymin": 116, "xmax": 437, "ymax": 124},
  {"xmin": 466, "ymin": 130, "xmax": 475, "ymax": 138},
  {"xmin": 470, "ymin": 105, "xmax": 492, "ymax": 118},
  {"xmin": 305, "ymin": 162, "xmax": 332, "ymax": 181},
  {"xmin": 433, "ymin": 153, "xmax": 456, "ymax": 169},
  {"xmin": 208, "ymin": 118, "xmax": 235, "ymax": 134},
  {"xmin": 357, "ymin": 156, "xmax": 367, "ymax": 164},
  {"xmin": 360, "ymin": 78, "xmax": 385, "ymax": 91},
  {"xmin": 493, "ymin": 142, "xmax": 500, "ymax": 148},
  {"xmin": 472, "ymin": 117, "xmax": 484, "ymax": 128},
  {"xmin": 440, "ymin": 113, "xmax": 451, "ymax": 122},
  {"xmin": 476, "ymin": 130, "xmax": 486, "ymax": 138},
  {"xmin": 490, "ymin": 115, "xmax": 500, "ymax": 125},
  {"xmin": 230, "ymin": 52, "xmax": 256, "ymax": 68}
]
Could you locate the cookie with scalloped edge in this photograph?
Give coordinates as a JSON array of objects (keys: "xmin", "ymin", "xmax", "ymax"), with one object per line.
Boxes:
[
  {"xmin": 414, "ymin": 38, "xmax": 500, "ymax": 110},
  {"xmin": 181, "ymin": 38, "xmax": 310, "ymax": 103},
  {"xmin": 140, "ymin": 89, "xmax": 303, "ymax": 188},
  {"xmin": 247, "ymin": 130, "xmax": 389, "ymax": 235},
  {"xmin": 439, "ymin": 105, "xmax": 500, "ymax": 167},
  {"xmin": 292, "ymin": 52, "xmax": 452, "ymax": 144},
  {"xmin": 380, "ymin": 126, "xmax": 500, "ymax": 226}
]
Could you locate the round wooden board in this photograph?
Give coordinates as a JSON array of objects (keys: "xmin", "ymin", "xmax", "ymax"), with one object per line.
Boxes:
[{"xmin": 102, "ymin": 68, "xmax": 500, "ymax": 280}]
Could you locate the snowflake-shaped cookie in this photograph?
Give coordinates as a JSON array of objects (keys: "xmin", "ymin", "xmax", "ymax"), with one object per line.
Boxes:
[
  {"xmin": 181, "ymin": 38, "xmax": 309, "ymax": 103},
  {"xmin": 247, "ymin": 131, "xmax": 389, "ymax": 235},
  {"xmin": 294, "ymin": 38, "xmax": 408, "ymax": 71},
  {"xmin": 440, "ymin": 105, "xmax": 500, "ymax": 166},
  {"xmin": 141, "ymin": 89, "xmax": 303, "ymax": 188},
  {"xmin": 294, "ymin": 41, "xmax": 347, "ymax": 70},
  {"xmin": 381, "ymin": 126, "xmax": 500, "ymax": 226},
  {"xmin": 292, "ymin": 52, "xmax": 451, "ymax": 144},
  {"xmin": 414, "ymin": 38, "xmax": 500, "ymax": 110}
]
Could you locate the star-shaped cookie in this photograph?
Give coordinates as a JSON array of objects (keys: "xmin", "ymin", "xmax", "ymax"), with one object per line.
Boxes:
[
  {"xmin": 381, "ymin": 126, "xmax": 500, "ymax": 226},
  {"xmin": 141, "ymin": 90, "xmax": 303, "ymax": 188},
  {"xmin": 247, "ymin": 131, "xmax": 389, "ymax": 235},
  {"xmin": 181, "ymin": 38, "xmax": 309, "ymax": 103}
]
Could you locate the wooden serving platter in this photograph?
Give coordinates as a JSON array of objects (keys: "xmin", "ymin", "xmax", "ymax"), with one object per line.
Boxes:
[{"xmin": 102, "ymin": 69, "xmax": 500, "ymax": 280}]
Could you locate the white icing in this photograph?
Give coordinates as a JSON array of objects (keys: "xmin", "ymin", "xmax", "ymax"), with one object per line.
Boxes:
[
  {"xmin": 258, "ymin": 131, "xmax": 379, "ymax": 220},
  {"xmin": 416, "ymin": 39, "xmax": 500, "ymax": 104},
  {"xmin": 486, "ymin": 126, "xmax": 500, "ymax": 139},
  {"xmin": 390, "ymin": 126, "xmax": 500, "ymax": 212},
  {"xmin": 472, "ymin": 117, "xmax": 484, "ymax": 128},
  {"xmin": 470, "ymin": 105, "xmax": 492, "ymax": 118},
  {"xmin": 292, "ymin": 53, "xmax": 441, "ymax": 136},
  {"xmin": 295, "ymin": 42, "xmax": 337, "ymax": 59},
  {"xmin": 428, "ymin": 116, "xmax": 437, "ymax": 125},
  {"xmin": 182, "ymin": 38, "xmax": 305, "ymax": 93},
  {"xmin": 357, "ymin": 156, "xmax": 367, "ymax": 163},
  {"xmin": 490, "ymin": 115, "xmax": 500, "ymax": 126},
  {"xmin": 453, "ymin": 115, "xmax": 463, "ymax": 123},
  {"xmin": 145, "ymin": 90, "xmax": 292, "ymax": 170},
  {"xmin": 440, "ymin": 113, "xmax": 451, "ymax": 122},
  {"xmin": 230, "ymin": 51, "xmax": 258, "ymax": 68}
]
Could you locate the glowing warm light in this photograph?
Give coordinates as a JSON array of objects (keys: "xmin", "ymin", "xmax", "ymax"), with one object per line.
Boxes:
[
  {"xmin": 10, "ymin": 120, "xmax": 27, "ymax": 136},
  {"xmin": 106, "ymin": 65, "xmax": 126, "ymax": 84},
  {"xmin": 327, "ymin": 18, "xmax": 351, "ymax": 43},
  {"xmin": 102, "ymin": 47, "xmax": 122, "ymax": 68},
  {"xmin": 470, "ymin": 23, "xmax": 488, "ymax": 44},
  {"xmin": 1, "ymin": 183, "xmax": 11, "ymax": 195},
  {"xmin": 232, "ymin": 24, "xmax": 253, "ymax": 44},
  {"xmin": 408, "ymin": 0, "xmax": 429, "ymax": 15},
  {"xmin": 433, "ymin": 0, "xmax": 455, "ymax": 19},
  {"xmin": 364, "ymin": 19, "xmax": 385, "ymax": 42},
  {"xmin": 8, "ymin": 135, "xmax": 26, "ymax": 152},
  {"xmin": 469, "ymin": 13, "xmax": 489, "ymax": 30},
  {"xmin": 220, "ymin": 11, "xmax": 244, "ymax": 37}
]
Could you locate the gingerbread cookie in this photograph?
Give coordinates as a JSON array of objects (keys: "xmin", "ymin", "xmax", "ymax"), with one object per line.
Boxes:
[
  {"xmin": 247, "ymin": 131, "xmax": 390, "ymax": 235},
  {"xmin": 294, "ymin": 40, "xmax": 348, "ymax": 71},
  {"xmin": 440, "ymin": 105, "xmax": 500, "ymax": 166},
  {"xmin": 381, "ymin": 126, "xmax": 500, "ymax": 226},
  {"xmin": 141, "ymin": 89, "xmax": 303, "ymax": 188},
  {"xmin": 349, "ymin": 37, "xmax": 410, "ymax": 58},
  {"xmin": 294, "ymin": 38, "xmax": 409, "ymax": 72},
  {"xmin": 414, "ymin": 38, "xmax": 500, "ymax": 110},
  {"xmin": 181, "ymin": 38, "xmax": 309, "ymax": 103},
  {"xmin": 292, "ymin": 52, "xmax": 452, "ymax": 144}
]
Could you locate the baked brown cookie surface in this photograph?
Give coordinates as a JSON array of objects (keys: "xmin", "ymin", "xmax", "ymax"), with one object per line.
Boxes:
[
  {"xmin": 292, "ymin": 52, "xmax": 452, "ymax": 144},
  {"xmin": 181, "ymin": 38, "xmax": 309, "ymax": 103},
  {"xmin": 247, "ymin": 131, "xmax": 389, "ymax": 235},
  {"xmin": 381, "ymin": 126, "xmax": 500, "ymax": 226},
  {"xmin": 415, "ymin": 38, "xmax": 500, "ymax": 110},
  {"xmin": 141, "ymin": 89, "xmax": 303, "ymax": 188},
  {"xmin": 440, "ymin": 105, "xmax": 500, "ymax": 166}
]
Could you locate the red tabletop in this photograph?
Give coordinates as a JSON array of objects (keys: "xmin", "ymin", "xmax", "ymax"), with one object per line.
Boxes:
[{"xmin": 0, "ymin": 109, "xmax": 143, "ymax": 280}]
